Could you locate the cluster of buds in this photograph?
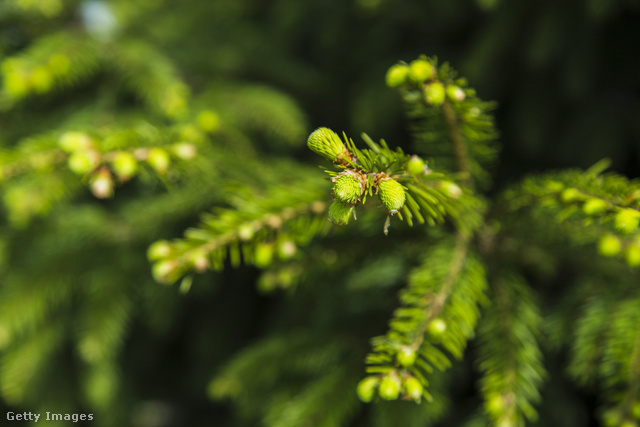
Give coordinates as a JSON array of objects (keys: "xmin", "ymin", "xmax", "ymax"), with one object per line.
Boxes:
[
  {"xmin": 58, "ymin": 131, "xmax": 197, "ymax": 198},
  {"xmin": 384, "ymin": 58, "xmax": 466, "ymax": 106},
  {"xmin": 307, "ymin": 127, "xmax": 410, "ymax": 226},
  {"xmin": 1, "ymin": 54, "xmax": 71, "ymax": 99},
  {"xmin": 357, "ymin": 370, "xmax": 424, "ymax": 403}
]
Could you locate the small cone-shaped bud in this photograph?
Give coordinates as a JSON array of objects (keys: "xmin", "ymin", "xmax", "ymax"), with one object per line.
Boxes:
[
  {"xmin": 90, "ymin": 168, "xmax": 114, "ymax": 199},
  {"xmin": 428, "ymin": 317, "xmax": 447, "ymax": 340},
  {"xmin": 598, "ymin": 234, "xmax": 622, "ymax": 257},
  {"xmin": 378, "ymin": 178, "xmax": 405, "ymax": 213},
  {"xmin": 424, "ymin": 82, "xmax": 446, "ymax": 106},
  {"xmin": 582, "ymin": 198, "xmax": 607, "ymax": 216},
  {"xmin": 171, "ymin": 142, "xmax": 197, "ymax": 160},
  {"xmin": 68, "ymin": 150, "xmax": 100, "ymax": 175},
  {"xmin": 147, "ymin": 147, "xmax": 170, "ymax": 174},
  {"xmin": 197, "ymin": 110, "xmax": 220, "ymax": 132},
  {"xmin": 59, "ymin": 131, "xmax": 93, "ymax": 152},
  {"xmin": 561, "ymin": 188, "xmax": 581, "ymax": 203},
  {"xmin": 147, "ymin": 240, "xmax": 173, "ymax": 260},
  {"xmin": 307, "ymin": 127, "xmax": 347, "ymax": 162},
  {"xmin": 328, "ymin": 201, "xmax": 354, "ymax": 225},
  {"xmin": 357, "ymin": 376, "xmax": 380, "ymax": 403},
  {"xmin": 403, "ymin": 376, "xmax": 424, "ymax": 402},
  {"xmin": 385, "ymin": 64, "xmax": 410, "ymax": 87},
  {"xmin": 615, "ymin": 208, "xmax": 640, "ymax": 234},
  {"xmin": 378, "ymin": 375, "xmax": 401, "ymax": 400},
  {"xmin": 396, "ymin": 346, "xmax": 417, "ymax": 367},
  {"xmin": 406, "ymin": 155, "xmax": 425, "ymax": 175},
  {"xmin": 408, "ymin": 59, "xmax": 434, "ymax": 84},
  {"xmin": 254, "ymin": 243, "xmax": 275, "ymax": 268},
  {"xmin": 446, "ymin": 85, "xmax": 466, "ymax": 102},
  {"xmin": 332, "ymin": 173, "xmax": 362, "ymax": 204},
  {"xmin": 625, "ymin": 245, "xmax": 640, "ymax": 267},
  {"xmin": 152, "ymin": 260, "xmax": 178, "ymax": 284},
  {"xmin": 440, "ymin": 181, "xmax": 462, "ymax": 199},
  {"xmin": 111, "ymin": 151, "xmax": 138, "ymax": 180}
]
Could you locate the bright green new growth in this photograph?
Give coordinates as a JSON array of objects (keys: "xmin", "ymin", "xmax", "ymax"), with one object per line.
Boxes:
[
  {"xmin": 332, "ymin": 172, "xmax": 362, "ymax": 204},
  {"xmin": 328, "ymin": 201, "xmax": 354, "ymax": 225},
  {"xmin": 378, "ymin": 178, "xmax": 406, "ymax": 213},
  {"xmin": 307, "ymin": 127, "xmax": 347, "ymax": 162}
]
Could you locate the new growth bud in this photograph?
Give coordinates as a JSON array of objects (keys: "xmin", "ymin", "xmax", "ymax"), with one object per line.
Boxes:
[
  {"xmin": 378, "ymin": 374, "xmax": 401, "ymax": 400},
  {"xmin": 408, "ymin": 59, "xmax": 434, "ymax": 84},
  {"xmin": 307, "ymin": 127, "xmax": 348, "ymax": 163},
  {"xmin": 615, "ymin": 209, "xmax": 640, "ymax": 234},
  {"xmin": 332, "ymin": 171, "xmax": 364, "ymax": 204},
  {"xmin": 385, "ymin": 64, "xmax": 410, "ymax": 87},
  {"xmin": 378, "ymin": 178, "xmax": 406, "ymax": 214},
  {"xmin": 328, "ymin": 201, "xmax": 354, "ymax": 225},
  {"xmin": 424, "ymin": 82, "xmax": 446, "ymax": 106},
  {"xmin": 406, "ymin": 155, "xmax": 425, "ymax": 175},
  {"xmin": 357, "ymin": 376, "xmax": 380, "ymax": 403}
]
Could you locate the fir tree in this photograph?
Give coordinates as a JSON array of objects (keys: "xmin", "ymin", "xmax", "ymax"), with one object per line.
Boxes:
[{"xmin": 1, "ymin": 1, "xmax": 639, "ymax": 427}]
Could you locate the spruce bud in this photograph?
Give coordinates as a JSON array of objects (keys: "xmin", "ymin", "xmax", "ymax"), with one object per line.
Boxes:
[
  {"xmin": 31, "ymin": 66, "xmax": 53, "ymax": 94},
  {"xmin": 307, "ymin": 127, "xmax": 348, "ymax": 163},
  {"xmin": 582, "ymin": 198, "xmax": 607, "ymax": 216},
  {"xmin": 385, "ymin": 64, "xmax": 410, "ymax": 87},
  {"xmin": 396, "ymin": 346, "xmax": 417, "ymax": 367},
  {"xmin": 424, "ymin": 82, "xmax": 446, "ymax": 106},
  {"xmin": 68, "ymin": 150, "xmax": 100, "ymax": 175},
  {"xmin": 197, "ymin": 110, "xmax": 220, "ymax": 132},
  {"xmin": 428, "ymin": 318, "xmax": 447, "ymax": 339},
  {"xmin": 598, "ymin": 234, "xmax": 622, "ymax": 257},
  {"xmin": 446, "ymin": 85, "xmax": 466, "ymax": 102},
  {"xmin": 406, "ymin": 155, "xmax": 425, "ymax": 175},
  {"xmin": 378, "ymin": 178, "xmax": 406, "ymax": 213},
  {"xmin": 332, "ymin": 171, "xmax": 363, "ymax": 204},
  {"xmin": 90, "ymin": 167, "xmax": 114, "ymax": 199},
  {"xmin": 403, "ymin": 376, "xmax": 424, "ymax": 402},
  {"xmin": 378, "ymin": 375, "xmax": 401, "ymax": 400},
  {"xmin": 561, "ymin": 188, "xmax": 582, "ymax": 203},
  {"xmin": 147, "ymin": 147, "xmax": 170, "ymax": 174},
  {"xmin": 614, "ymin": 208, "xmax": 640, "ymax": 234},
  {"xmin": 58, "ymin": 131, "xmax": 93, "ymax": 153},
  {"xmin": 254, "ymin": 243, "xmax": 275, "ymax": 268},
  {"xmin": 147, "ymin": 240, "xmax": 173, "ymax": 260},
  {"xmin": 625, "ymin": 245, "xmax": 640, "ymax": 267},
  {"xmin": 408, "ymin": 59, "xmax": 434, "ymax": 84},
  {"xmin": 111, "ymin": 151, "xmax": 138, "ymax": 180},
  {"xmin": 357, "ymin": 376, "xmax": 380, "ymax": 403},
  {"xmin": 328, "ymin": 201, "xmax": 354, "ymax": 225}
]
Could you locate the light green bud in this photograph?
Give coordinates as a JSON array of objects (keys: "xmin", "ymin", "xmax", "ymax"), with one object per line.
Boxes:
[
  {"xmin": 428, "ymin": 318, "xmax": 447, "ymax": 339},
  {"xmin": 328, "ymin": 201, "xmax": 354, "ymax": 226},
  {"xmin": 332, "ymin": 172, "xmax": 363, "ymax": 204},
  {"xmin": 406, "ymin": 155, "xmax": 425, "ymax": 175},
  {"xmin": 385, "ymin": 64, "xmax": 410, "ymax": 87},
  {"xmin": 396, "ymin": 346, "xmax": 417, "ymax": 367},
  {"xmin": 357, "ymin": 376, "xmax": 379, "ymax": 403},
  {"xmin": 68, "ymin": 150, "xmax": 100, "ymax": 175},
  {"xmin": 615, "ymin": 208, "xmax": 640, "ymax": 234},
  {"xmin": 625, "ymin": 245, "xmax": 640, "ymax": 267},
  {"xmin": 197, "ymin": 110, "xmax": 220, "ymax": 132},
  {"xmin": 378, "ymin": 375, "xmax": 401, "ymax": 400},
  {"xmin": 446, "ymin": 85, "xmax": 466, "ymax": 102},
  {"xmin": 403, "ymin": 376, "xmax": 423, "ymax": 402},
  {"xmin": 147, "ymin": 240, "xmax": 173, "ymax": 260},
  {"xmin": 424, "ymin": 82, "xmax": 446, "ymax": 106},
  {"xmin": 582, "ymin": 198, "xmax": 607, "ymax": 216},
  {"xmin": 147, "ymin": 147, "xmax": 170, "ymax": 174},
  {"xmin": 561, "ymin": 188, "xmax": 582, "ymax": 203},
  {"xmin": 307, "ymin": 127, "xmax": 347, "ymax": 162},
  {"xmin": 378, "ymin": 178, "xmax": 406, "ymax": 213},
  {"xmin": 408, "ymin": 59, "xmax": 434, "ymax": 84},
  {"xmin": 31, "ymin": 66, "xmax": 53, "ymax": 94},
  {"xmin": 254, "ymin": 243, "xmax": 275, "ymax": 268},
  {"xmin": 598, "ymin": 234, "xmax": 622, "ymax": 257},
  {"xmin": 111, "ymin": 151, "xmax": 138, "ymax": 180},
  {"xmin": 58, "ymin": 131, "xmax": 93, "ymax": 152}
]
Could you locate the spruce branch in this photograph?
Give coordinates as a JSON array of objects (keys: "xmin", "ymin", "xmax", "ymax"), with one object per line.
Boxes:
[
  {"xmin": 360, "ymin": 235, "xmax": 488, "ymax": 403},
  {"xmin": 477, "ymin": 273, "xmax": 545, "ymax": 426}
]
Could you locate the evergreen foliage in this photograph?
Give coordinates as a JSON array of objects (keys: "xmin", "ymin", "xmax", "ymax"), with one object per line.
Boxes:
[{"xmin": 0, "ymin": 1, "xmax": 639, "ymax": 427}]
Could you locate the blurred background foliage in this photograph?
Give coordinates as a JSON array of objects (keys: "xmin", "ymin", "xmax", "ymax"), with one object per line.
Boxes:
[{"xmin": 0, "ymin": 0, "xmax": 639, "ymax": 426}]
